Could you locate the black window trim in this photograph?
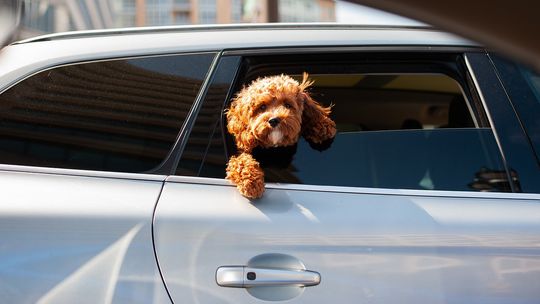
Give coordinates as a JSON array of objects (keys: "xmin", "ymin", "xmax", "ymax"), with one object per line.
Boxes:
[
  {"xmin": 151, "ymin": 51, "xmax": 222, "ymax": 175},
  {"xmin": 174, "ymin": 55, "xmax": 242, "ymax": 175}
]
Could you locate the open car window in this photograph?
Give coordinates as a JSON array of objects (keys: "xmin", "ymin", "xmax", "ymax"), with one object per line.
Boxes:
[{"xmin": 178, "ymin": 52, "xmax": 512, "ymax": 192}]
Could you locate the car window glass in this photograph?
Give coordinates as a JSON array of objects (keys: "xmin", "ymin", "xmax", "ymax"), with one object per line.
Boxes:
[
  {"xmin": 522, "ymin": 69, "xmax": 540, "ymax": 99},
  {"xmin": 0, "ymin": 53, "xmax": 215, "ymax": 173},
  {"xmin": 179, "ymin": 53, "xmax": 511, "ymax": 192},
  {"xmin": 491, "ymin": 55, "xmax": 540, "ymax": 165}
]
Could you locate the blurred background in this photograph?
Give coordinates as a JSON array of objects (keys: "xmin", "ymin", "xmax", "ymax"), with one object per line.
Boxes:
[{"xmin": 17, "ymin": 0, "xmax": 422, "ymax": 40}]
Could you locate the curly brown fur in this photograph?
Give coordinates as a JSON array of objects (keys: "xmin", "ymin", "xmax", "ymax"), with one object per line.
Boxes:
[
  {"xmin": 226, "ymin": 152, "xmax": 265, "ymax": 199},
  {"xmin": 226, "ymin": 72, "xmax": 336, "ymax": 199},
  {"xmin": 301, "ymin": 93, "xmax": 337, "ymax": 143}
]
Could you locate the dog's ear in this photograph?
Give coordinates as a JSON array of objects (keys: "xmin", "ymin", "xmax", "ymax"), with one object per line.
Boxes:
[
  {"xmin": 226, "ymin": 90, "xmax": 257, "ymax": 152},
  {"xmin": 299, "ymin": 73, "xmax": 337, "ymax": 144}
]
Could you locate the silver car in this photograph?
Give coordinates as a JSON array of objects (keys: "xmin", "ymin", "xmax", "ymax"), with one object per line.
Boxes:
[{"xmin": 0, "ymin": 24, "xmax": 539, "ymax": 303}]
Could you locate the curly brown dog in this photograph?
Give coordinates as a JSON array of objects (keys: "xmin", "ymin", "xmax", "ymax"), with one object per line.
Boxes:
[{"xmin": 226, "ymin": 72, "xmax": 336, "ymax": 199}]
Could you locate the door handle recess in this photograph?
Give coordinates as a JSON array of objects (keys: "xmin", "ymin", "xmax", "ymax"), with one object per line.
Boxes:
[{"xmin": 216, "ymin": 266, "xmax": 321, "ymax": 288}]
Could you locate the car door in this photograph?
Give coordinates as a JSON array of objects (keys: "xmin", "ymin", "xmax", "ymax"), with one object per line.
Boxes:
[
  {"xmin": 153, "ymin": 50, "xmax": 540, "ymax": 303},
  {"xmin": 0, "ymin": 51, "xmax": 216, "ymax": 303}
]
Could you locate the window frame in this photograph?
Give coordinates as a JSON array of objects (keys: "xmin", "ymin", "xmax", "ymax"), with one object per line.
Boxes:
[{"xmin": 175, "ymin": 47, "xmax": 525, "ymax": 193}]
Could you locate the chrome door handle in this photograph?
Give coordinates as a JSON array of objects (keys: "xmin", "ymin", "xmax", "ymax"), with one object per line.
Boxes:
[
  {"xmin": 217, "ymin": 254, "xmax": 320, "ymax": 301},
  {"xmin": 216, "ymin": 266, "xmax": 321, "ymax": 288}
]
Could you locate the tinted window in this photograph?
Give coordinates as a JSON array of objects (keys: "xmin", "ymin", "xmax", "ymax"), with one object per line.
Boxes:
[
  {"xmin": 491, "ymin": 55, "xmax": 540, "ymax": 165},
  {"xmin": 179, "ymin": 53, "xmax": 511, "ymax": 192},
  {"xmin": 270, "ymin": 129, "xmax": 507, "ymax": 191},
  {"xmin": 0, "ymin": 53, "xmax": 215, "ymax": 173}
]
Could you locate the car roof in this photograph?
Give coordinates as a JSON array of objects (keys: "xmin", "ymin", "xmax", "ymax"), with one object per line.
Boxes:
[
  {"xmin": 13, "ymin": 23, "xmax": 471, "ymax": 45},
  {"xmin": 0, "ymin": 24, "xmax": 478, "ymax": 90}
]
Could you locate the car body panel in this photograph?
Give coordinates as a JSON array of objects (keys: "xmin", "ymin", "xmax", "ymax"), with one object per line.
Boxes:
[
  {"xmin": 0, "ymin": 170, "xmax": 170, "ymax": 303},
  {"xmin": 154, "ymin": 176, "xmax": 540, "ymax": 303}
]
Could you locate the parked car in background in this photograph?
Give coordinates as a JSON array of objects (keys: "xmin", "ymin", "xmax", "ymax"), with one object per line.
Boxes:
[{"xmin": 0, "ymin": 24, "xmax": 539, "ymax": 303}]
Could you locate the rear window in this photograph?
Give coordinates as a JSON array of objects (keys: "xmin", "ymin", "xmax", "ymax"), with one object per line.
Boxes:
[{"xmin": 0, "ymin": 53, "xmax": 215, "ymax": 173}]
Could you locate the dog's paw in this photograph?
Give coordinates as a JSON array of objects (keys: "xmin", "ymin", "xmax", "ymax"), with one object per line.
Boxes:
[
  {"xmin": 238, "ymin": 176, "xmax": 265, "ymax": 199},
  {"xmin": 226, "ymin": 152, "xmax": 265, "ymax": 199}
]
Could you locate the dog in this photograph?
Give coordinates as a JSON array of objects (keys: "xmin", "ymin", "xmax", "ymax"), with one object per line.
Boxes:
[{"xmin": 226, "ymin": 72, "xmax": 336, "ymax": 199}]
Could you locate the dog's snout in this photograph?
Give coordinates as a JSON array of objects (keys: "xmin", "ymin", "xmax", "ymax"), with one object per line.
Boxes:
[{"xmin": 268, "ymin": 117, "xmax": 280, "ymax": 128}]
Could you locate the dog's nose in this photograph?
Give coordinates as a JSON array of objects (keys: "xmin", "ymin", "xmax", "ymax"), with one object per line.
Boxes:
[{"xmin": 268, "ymin": 117, "xmax": 280, "ymax": 128}]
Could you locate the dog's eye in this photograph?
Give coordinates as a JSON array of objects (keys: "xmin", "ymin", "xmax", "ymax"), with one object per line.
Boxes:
[
  {"xmin": 284, "ymin": 103, "xmax": 292, "ymax": 109},
  {"xmin": 258, "ymin": 104, "xmax": 267, "ymax": 111}
]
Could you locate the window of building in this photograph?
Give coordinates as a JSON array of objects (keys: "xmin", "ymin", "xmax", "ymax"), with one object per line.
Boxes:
[
  {"xmin": 179, "ymin": 53, "xmax": 511, "ymax": 192},
  {"xmin": 198, "ymin": 0, "xmax": 216, "ymax": 24},
  {"xmin": 172, "ymin": 0, "xmax": 191, "ymax": 24},
  {"xmin": 231, "ymin": 0, "xmax": 243, "ymax": 23},
  {"xmin": 0, "ymin": 53, "xmax": 215, "ymax": 173},
  {"xmin": 173, "ymin": 11, "xmax": 191, "ymax": 24}
]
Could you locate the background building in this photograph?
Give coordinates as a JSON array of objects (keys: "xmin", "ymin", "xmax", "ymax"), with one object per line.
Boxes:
[
  {"xmin": 243, "ymin": 0, "xmax": 335, "ymax": 23},
  {"xmin": 18, "ymin": 0, "xmax": 336, "ymax": 40},
  {"xmin": 20, "ymin": 0, "xmax": 116, "ymax": 38}
]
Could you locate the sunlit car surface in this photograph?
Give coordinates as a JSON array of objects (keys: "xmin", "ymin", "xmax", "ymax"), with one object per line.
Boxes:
[{"xmin": 0, "ymin": 24, "xmax": 539, "ymax": 303}]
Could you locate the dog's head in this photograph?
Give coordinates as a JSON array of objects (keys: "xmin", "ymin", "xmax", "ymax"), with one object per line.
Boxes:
[{"xmin": 227, "ymin": 73, "xmax": 336, "ymax": 152}]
